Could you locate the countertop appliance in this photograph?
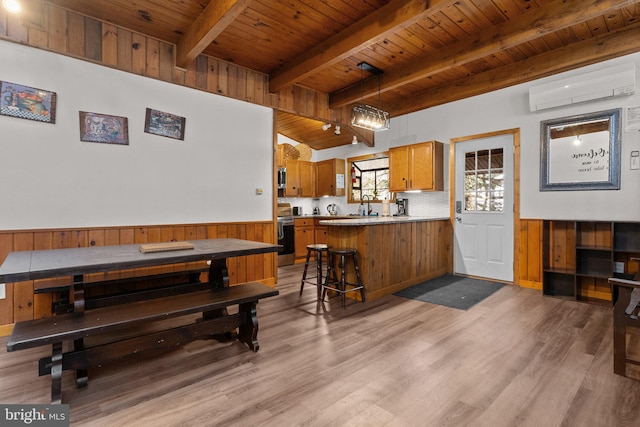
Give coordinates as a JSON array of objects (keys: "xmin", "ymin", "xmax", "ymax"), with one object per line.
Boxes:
[
  {"xmin": 293, "ymin": 206, "xmax": 303, "ymax": 216},
  {"xmin": 396, "ymin": 198, "xmax": 408, "ymax": 216}
]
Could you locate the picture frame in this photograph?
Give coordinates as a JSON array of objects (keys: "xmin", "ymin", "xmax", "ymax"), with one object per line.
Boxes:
[
  {"xmin": 79, "ymin": 111, "xmax": 129, "ymax": 145},
  {"xmin": 144, "ymin": 108, "xmax": 186, "ymax": 140},
  {"xmin": 540, "ymin": 108, "xmax": 621, "ymax": 191},
  {"xmin": 0, "ymin": 81, "xmax": 57, "ymax": 123}
]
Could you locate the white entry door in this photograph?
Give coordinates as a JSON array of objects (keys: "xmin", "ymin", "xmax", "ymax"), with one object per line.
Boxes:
[{"xmin": 453, "ymin": 134, "xmax": 514, "ymax": 282}]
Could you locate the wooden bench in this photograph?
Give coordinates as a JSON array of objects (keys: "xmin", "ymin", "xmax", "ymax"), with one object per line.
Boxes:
[
  {"xmin": 609, "ymin": 257, "xmax": 640, "ymax": 379},
  {"xmin": 35, "ymin": 265, "xmax": 211, "ymax": 313},
  {"xmin": 610, "ymin": 277, "xmax": 640, "ymax": 379},
  {"xmin": 7, "ymin": 282, "xmax": 278, "ymax": 404}
]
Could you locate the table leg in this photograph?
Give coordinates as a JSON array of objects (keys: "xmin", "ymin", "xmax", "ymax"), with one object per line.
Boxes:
[
  {"xmin": 238, "ymin": 301, "xmax": 259, "ymax": 352},
  {"xmin": 51, "ymin": 342, "xmax": 63, "ymax": 404},
  {"xmin": 205, "ymin": 257, "xmax": 231, "ymax": 338},
  {"xmin": 614, "ymin": 286, "xmax": 630, "ymax": 376},
  {"xmin": 208, "ymin": 258, "xmax": 229, "ymax": 290},
  {"xmin": 72, "ymin": 274, "xmax": 85, "ymax": 312},
  {"xmin": 74, "ymin": 338, "xmax": 89, "ymax": 387}
]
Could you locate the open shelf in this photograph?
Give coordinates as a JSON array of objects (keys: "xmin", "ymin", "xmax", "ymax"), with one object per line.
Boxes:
[
  {"xmin": 543, "ymin": 271, "xmax": 574, "ymax": 298},
  {"xmin": 542, "ymin": 221, "xmax": 639, "ymax": 306},
  {"xmin": 614, "ymin": 223, "xmax": 640, "ymax": 252}
]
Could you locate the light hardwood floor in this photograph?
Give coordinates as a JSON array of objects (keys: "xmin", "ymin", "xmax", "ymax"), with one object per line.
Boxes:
[{"xmin": 1, "ymin": 263, "xmax": 640, "ymax": 426}]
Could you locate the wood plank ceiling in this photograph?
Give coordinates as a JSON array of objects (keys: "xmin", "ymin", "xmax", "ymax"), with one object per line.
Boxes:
[{"xmin": 39, "ymin": 0, "xmax": 640, "ymax": 150}]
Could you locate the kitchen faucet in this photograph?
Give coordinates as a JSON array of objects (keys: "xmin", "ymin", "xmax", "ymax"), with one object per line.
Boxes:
[{"xmin": 362, "ymin": 195, "xmax": 372, "ymax": 216}]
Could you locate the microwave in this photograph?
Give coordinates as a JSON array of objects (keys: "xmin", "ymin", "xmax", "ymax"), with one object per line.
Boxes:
[{"xmin": 278, "ymin": 168, "xmax": 286, "ymax": 189}]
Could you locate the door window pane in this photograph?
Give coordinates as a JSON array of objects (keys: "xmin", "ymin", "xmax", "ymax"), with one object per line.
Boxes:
[{"xmin": 463, "ymin": 149, "xmax": 504, "ymax": 212}]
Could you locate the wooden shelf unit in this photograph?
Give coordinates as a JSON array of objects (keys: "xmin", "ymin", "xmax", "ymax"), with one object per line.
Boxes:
[{"xmin": 543, "ymin": 221, "xmax": 640, "ymax": 305}]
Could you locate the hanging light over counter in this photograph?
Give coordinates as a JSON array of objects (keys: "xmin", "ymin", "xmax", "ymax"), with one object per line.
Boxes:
[
  {"xmin": 351, "ymin": 61, "xmax": 390, "ymax": 131},
  {"xmin": 351, "ymin": 105, "xmax": 390, "ymax": 131}
]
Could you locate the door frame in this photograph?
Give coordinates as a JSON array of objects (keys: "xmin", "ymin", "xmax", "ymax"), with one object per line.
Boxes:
[{"xmin": 449, "ymin": 128, "xmax": 521, "ymax": 285}]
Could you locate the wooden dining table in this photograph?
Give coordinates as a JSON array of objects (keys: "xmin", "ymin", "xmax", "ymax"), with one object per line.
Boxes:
[
  {"xmin": 0, "ymin": 238, "xmax": 281, "ymax": 313},
  {"xmin": 0, "ymin": 238, "xmax": 282, "ymax": 404}
]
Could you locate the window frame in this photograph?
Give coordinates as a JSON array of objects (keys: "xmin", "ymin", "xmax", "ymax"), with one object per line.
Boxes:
[{"xmin": 347, "ymin": 152, "xmax": 393, "ymax": 204}]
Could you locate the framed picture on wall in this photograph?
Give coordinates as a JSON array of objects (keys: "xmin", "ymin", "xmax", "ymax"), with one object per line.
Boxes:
[
  {"xmin": 79, "ymin": 111, "xmax": 129, "ymax": 145},
  {"xmin": 144, "ymin": 108, "xmax": 186, "ymax": 140},
  {"xmin": 0, "ymin": 81, "xmax": 57, "ymax": 123}
]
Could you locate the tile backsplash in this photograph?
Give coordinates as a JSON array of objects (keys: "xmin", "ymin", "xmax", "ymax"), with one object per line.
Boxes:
[{"xmin": 278, "ymin": 191, "xmax": 449, "ymax": 218}]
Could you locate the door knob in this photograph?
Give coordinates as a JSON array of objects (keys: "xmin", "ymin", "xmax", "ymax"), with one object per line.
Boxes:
[{"xmin": 455, "ymin": 217, "xmax": 462, "ymax": 223}]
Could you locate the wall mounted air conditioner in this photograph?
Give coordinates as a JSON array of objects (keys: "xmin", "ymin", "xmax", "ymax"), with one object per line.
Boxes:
[{"xmin": 529, "ymin": 63, "xmax": 636, "ymax": 112}]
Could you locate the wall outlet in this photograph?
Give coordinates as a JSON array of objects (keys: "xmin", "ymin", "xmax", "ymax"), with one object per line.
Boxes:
[
  {"xmin": 631, "ymin": 151, "xmax": 640, "ymax": 170},
  {"xmin": 614, "ymin": 262, "xmax": 625, "ymax": 274},
  {"xmin": 0, "ymin": 283, "xmax": 5, "ymax": 300}
]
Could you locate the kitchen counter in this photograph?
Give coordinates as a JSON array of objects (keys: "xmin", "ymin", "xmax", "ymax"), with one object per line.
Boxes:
[
  {"xmin": 322, "ymin": 217, "xmax": 452, "ymax": 301},
  {"xmin": 319, "ymin": 215, "xmax": 449, "ymax": 226}
]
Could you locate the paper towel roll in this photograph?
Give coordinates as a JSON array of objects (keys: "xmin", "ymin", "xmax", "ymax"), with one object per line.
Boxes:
[{"xmin": 382, "ymin": 199, "xmax": 390, "ymax": 216}]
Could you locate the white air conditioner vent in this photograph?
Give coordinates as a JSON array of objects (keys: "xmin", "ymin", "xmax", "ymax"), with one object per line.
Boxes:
[{"xmin": 529, "ymin": 63, "xmax": 636, "ymax": 112}]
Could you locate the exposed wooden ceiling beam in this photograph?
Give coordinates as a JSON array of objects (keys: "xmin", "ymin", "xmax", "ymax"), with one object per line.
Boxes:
[
  {"xmin": 175, "ymin": 0, "xmax": 252, "ymax": 69},
  {"xmin": 329, "ymin": 0, "xmax": 637, "ymax": 109},
  {"xmin": 268, "ymin": 0, "xmax": 455, "ymax": 93},
  {"xmin": 388, "ymin": 21, "xmax": 640, "ymax": 117}
]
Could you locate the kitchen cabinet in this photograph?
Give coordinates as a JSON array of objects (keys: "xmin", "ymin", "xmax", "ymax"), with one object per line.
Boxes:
[
  {"xmin": 314, "ymin": 219, "xmax": 328, "ymax": 245},
  {"xmin": 285, "ymin": 160, "xmax": 315, "ymax": 197},
  {"xmin": 277, "ymin": 145, "xmax": 285, "ymax": 168},
  {"xmin": 294, "ymin": 218, "xmax": 315, "ymax": 259},
  {"xmin": 389, "ymin": 141, "xmax": 443, "ymax": 192},
  {"xmin": 315, "ymin": 158, "xmax": 346, "ymax": 197}
]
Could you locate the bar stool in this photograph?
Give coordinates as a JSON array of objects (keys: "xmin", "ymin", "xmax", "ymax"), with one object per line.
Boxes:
[
  {"xmin": 300, "ymin": 244, "xmax": 330, "ymax": 301},
  {"xmin": 322, "ymin": 248, "xmax": 366, "ymax": 308}
]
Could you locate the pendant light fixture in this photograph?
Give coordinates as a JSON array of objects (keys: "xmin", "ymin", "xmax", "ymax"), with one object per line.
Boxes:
[{"xmin": 351, "ymin": 62, "xmax": 390, "ymax": 131}]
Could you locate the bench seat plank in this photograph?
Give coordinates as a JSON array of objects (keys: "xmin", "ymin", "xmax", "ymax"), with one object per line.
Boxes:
[
  {"xmin": 8, "ymin": 282, "xmax": 278, "ymax": 352},
  {"xmin": 39, "ymin": 313, "xmax": 242, "ymax": 375}
]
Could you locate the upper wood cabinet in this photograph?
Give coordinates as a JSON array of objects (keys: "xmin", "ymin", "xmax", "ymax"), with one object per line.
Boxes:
[
  {"xmin": 285, "ymin": 159, "xmax": 314, "ymax": 197},
  {"xmin": 315, "ymin": 159, "xmax": 346, "ymax": 197},
  {"xmin": 389, "ymin": 141, "xmax": 443, "ymax": 192},
  {"xmin": 277, "ymin": 145, "xmax": 285, "ymax": 168}
]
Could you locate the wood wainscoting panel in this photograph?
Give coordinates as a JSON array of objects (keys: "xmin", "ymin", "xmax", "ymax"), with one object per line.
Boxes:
[
  {"xmin": 519, "ymin": 219, "xmax": 543, "ymax": 290},
  {"xmin": 0, "ymin": 221, "xmax": 277, "ymax": 329}
]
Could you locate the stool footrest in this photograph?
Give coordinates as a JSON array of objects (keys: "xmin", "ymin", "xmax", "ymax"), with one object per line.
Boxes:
[{"xmin": 322, "ymin": 248, "xmax": 366, "ymax": 308}]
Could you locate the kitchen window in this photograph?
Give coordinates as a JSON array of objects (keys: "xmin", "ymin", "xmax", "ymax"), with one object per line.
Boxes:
[{"xmin": 347, "ymin": 153, "xmax": 391, "ymax": 203}]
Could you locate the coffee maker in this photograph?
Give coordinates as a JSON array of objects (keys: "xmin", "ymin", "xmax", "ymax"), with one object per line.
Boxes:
[{"xmin": 396, "ymin": 198, "xmax": 408, "ymax": 216}]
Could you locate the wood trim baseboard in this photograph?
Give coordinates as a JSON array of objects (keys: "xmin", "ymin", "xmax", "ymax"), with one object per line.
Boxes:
[{"xmin": 0, "ymin": 323, "xmax": 14, "ymax": 337}]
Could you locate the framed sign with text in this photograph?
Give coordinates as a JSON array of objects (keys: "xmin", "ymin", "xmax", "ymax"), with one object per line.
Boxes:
[{"xmin": 540, "ymin": 108, "xmax": 621, "ymax": 191}]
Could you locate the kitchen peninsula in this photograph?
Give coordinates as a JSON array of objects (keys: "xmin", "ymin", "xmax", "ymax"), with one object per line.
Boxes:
[{"xmin": 320, "ymin": 216, "xmax": 452, "ymax": 301}]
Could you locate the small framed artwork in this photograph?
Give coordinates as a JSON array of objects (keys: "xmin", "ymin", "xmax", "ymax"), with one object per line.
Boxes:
[
  {"xmin": 144, "ymin": 108, "xmax": 186, "ymax": 140},
  {"xmin": 0, "ymin": 81, "xmax": 57, "ymax": 123},
  {"xmin": 79, "ymin": 111, "xmax": 129, "ymax": 145}
]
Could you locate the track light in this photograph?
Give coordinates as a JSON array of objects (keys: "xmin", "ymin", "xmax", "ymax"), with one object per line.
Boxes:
[
  {"xmin": 352, "ymin": 136, "xmax": 358, "ymax": 144},
  {"xmin": 334, "ymin": 125, "xmax": 341, "ymax": 135},
  {"xmin": 321, "ymin": 123, "xmax": 331, "ymax": 131},
  {"xmin": 3, "ymin": 0, "xmax": 21, "ymax": 14}
]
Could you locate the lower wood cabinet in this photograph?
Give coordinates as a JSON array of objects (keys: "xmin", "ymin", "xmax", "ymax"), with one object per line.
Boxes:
[
  {"xmin": 542, "ymin": 220, "xmax": 640, "ymax": 305},
  {"xmin": 294, "ymin": 218, "xmax": 315, "ymax": 259},
  {"xmin": 314, "ymin": 219, "xmax": 328, "ymax": 245}
]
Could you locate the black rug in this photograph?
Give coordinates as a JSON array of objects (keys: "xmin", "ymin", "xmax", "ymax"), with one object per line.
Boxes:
[{"xmin": 394, "ymin": 274, "xmax": 504, "ymax": 310}]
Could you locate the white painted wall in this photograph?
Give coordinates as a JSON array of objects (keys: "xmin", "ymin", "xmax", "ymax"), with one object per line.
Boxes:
[
  {"xmin": 317, "ymin": 52, "xmax": 640, "ymax": 222},
  {"xmin": 0, "ymin": 40, "xmax": 274, "ymax": 230}
]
